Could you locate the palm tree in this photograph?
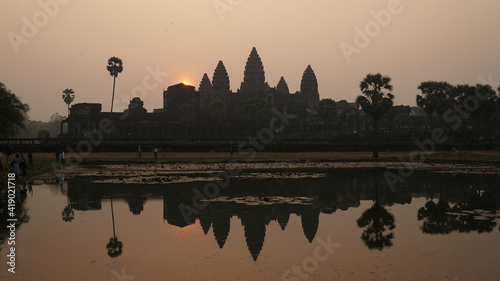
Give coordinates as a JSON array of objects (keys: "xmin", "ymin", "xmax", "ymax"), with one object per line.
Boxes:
[
  {"xmin": 107, "ymin": 57, "xmax": 123, "ymax": 113},
  {"xmin": 107, "ymin": 188, "xmax": 123, "ymax": 258},
  {"xmin": 356, "ymin": 73, "xmax": 394, "ymax": 158},
  {"xmin": 209, "ymin": 100, "xmax": 227, "ymax": 137},
  {"xmin": 62, "ymin": 89, "xmax": 75, "ymax": 116}
]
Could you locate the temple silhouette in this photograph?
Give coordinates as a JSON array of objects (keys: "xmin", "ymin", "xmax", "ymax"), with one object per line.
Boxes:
[{"xmin": 62, "ymin": 47, "xmax": 320, "ymax": 140}]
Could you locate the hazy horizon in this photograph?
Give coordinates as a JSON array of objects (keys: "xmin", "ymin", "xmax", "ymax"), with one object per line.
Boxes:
[{"xmin": 2, "ymin": 0, "xmax": 499, "ymax": 121}]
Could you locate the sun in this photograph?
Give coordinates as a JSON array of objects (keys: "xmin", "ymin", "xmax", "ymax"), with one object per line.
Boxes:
[{"xmin": 181, "ymin": 81, "xmax": 190, "ymax": 86}]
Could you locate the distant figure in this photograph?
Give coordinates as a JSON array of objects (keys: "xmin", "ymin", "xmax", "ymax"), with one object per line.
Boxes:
[
  {"xmin": 55, "ymin": 150, "xmax": 60, "ymax": 163},
  {"xmin": 0, "ymin": 151, "xmax": 3, "ymax": 170},
  {"xmin": 19, "ymin": 153, "xmax": 27, "ymax": 177},
  {"xmin": 154, "ymin": 147, "xmax": 158, "ymax": 161},
  {"xmin": 28, "ymin": 147, "xmax": 33, "ymax": 164},
  {"xmin": 61, "ymin": 151, "xmax": 66, "ymax": 165},
  {"xmin": 137, "ymin": 146, "xmax": 142, "ymax": 158},
  {"xmin": 10, "ymin": 154, "xmax": 20, "ymax": 178}
]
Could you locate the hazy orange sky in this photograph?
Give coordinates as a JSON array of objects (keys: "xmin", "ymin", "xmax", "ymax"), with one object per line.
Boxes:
[{"xmin": 2, "ymin": 0, "xmax": 499, "ymax": 121}]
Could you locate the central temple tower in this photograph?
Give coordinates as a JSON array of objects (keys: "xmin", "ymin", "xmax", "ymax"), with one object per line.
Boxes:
[{"xmin": 239, "ymin": 47, "xmax": 269, "ymax": 95}]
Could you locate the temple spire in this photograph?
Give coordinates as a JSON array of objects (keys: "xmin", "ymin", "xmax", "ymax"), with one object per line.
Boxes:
[
  {"xmin": 212, "ymin": 60, "xmax": 230, "ymax": 101},
  {"xmin": 300, "ymin": 65, "xmax": 320, "ymax": 107},
  {"xmin": 199, "ymin": 73, "xmax": 213, "ymax": 110},
  {"xmin": 239, "ymin": 47, "xmax": 266, "ymax": 95},
  {"xmin": 276, "ymin": 76, "xmax": 289, "ymax": 95}
]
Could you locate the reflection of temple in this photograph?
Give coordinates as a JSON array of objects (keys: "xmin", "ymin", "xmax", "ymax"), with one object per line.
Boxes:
[{"xmin": 62, "ymin": 170, "xmax": 500, "ymax": 260}]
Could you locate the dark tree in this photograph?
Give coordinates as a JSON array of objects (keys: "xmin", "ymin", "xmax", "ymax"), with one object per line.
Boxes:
[
  {"xmin": 317, "ymin": 98, "xmax": 337, "ymax": 133},
  {"xmin": 107, "ymin": 57, "xmax": 123, "ymax": 113},
  {"xmin": 62, "ymin": 88, "xmax": 75, "ymax": 116},
  {"xmin": 37, "ymin": 130, "xmax": 50, "ymax": 140},
  {"xmin": 179, "ymin": 104, "xmax": 196, "ymax": 138},
  {"xmin": 239, "ymin": 97, "xmax": 272, "ymax": 135},
  {"xmin": 416, "ymin": 81, "xmax": 454, "ymax": 116},
  {"xmin": 209, "ymin": 100, "xmax": 227, "ymax": 137},
  {"xmin": 0, "ymin": 82, "xmax": 30, "ymax": 137},
  {"xmin": 356, "ymin": 73, "xmax": 394, "ymax": 158}
]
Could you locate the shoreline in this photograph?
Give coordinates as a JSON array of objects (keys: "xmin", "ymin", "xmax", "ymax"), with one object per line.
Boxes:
[{"xmin": 3, "ymin": 150, "xmax": 500, "ymax": 186}]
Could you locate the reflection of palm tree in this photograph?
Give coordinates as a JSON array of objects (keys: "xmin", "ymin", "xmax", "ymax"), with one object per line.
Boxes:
[
  {"xmin": 62, "ymin": 205, "xmax": 74, "ymax": 222},
  {"xmin": 107, "ymin": 188, "xmax": 123, "ymax": 258},
  {"xmin": 357, "ymin": 203, "xmax": 396, "ymax": 250},
  {"xmin": 62, "ymin": 190, "xmax": 74, "ymax": 222},
  {"xmin": 417, "ymin": 200, "xmax": 453, "ymax": 234}
]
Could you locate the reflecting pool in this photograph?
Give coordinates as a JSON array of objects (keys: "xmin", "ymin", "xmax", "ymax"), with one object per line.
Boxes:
[{"xmin": 1, "ymin": 169, "xmax": 500, "ymax": 281}]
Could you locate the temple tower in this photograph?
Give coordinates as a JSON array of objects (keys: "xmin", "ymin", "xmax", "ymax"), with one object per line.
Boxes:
[
  {"xmin": 212, "ymin": 61, "xmax": 230, "ymax": 101},
  {"xmin": 276, "ymin": 76, "xmax": 290, "ymax": 95},
  {"xmin": 300, "ymin": 65, "xmax": 320, "ymax": 108},
  {"xmin": 239, "ymin": 47, "xmax": 267, "ymax": 95},
  {"xmin": 199, "ymin": 73, "xmax": 213, "ymax": 110}
]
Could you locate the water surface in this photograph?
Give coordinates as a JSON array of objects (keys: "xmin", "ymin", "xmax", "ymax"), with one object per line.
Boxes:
[{"xmin": 1, "ymin": 170, "xmax": 499, "ymax": 281}]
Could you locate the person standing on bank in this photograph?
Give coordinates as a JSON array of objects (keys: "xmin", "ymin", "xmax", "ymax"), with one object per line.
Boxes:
[
  {"xmin": 137, "ymin": 146, "xmax": 142, "ymax": 158},
  {"xmin": 20, "ymin": 153, "xmax": 27, "ymax": 177},
  {"xmin": 55, "ymin": 150, "xmax": 60, "ymax": 163},
  {"xmin": 10, "ymin": 154, "xmax": 20, "ymax": 178},
  {"xmin": 61, "ymin": 150, "xmax": 66, "ymax": 165},
  {"xmin": 154, "ymin": 147, "xmax": 158, "ymax": 161}
]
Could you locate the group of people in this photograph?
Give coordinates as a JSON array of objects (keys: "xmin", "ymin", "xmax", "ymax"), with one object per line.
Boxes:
[
  {"xmin": 0, "ymin": 145, "xmax": 33, "ymax": 178},
  {"xmin": 55, "ymin": 149, "xmax": 66, "ymax": 164},
  {"xmin": 137, "ymin": 146, "xmax": 159, "ymax": 161}
]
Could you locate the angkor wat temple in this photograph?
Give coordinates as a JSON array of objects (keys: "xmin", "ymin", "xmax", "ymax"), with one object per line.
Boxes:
[{"xmin": 62, "ymin": 47, "xmax": 321, "ymax": 140}]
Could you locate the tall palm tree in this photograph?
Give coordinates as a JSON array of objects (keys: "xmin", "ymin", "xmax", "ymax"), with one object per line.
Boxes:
[
  {"xmin": 107, "ymin": 57, "xmax": 123, "ymax": 113},
  {"xmin": 356, "ymin": 73, "xmax": 394, "ymax": 158},
  {"xmin": 62, "ymin": 88, "xmax": 75, "ymax": 116},
  {"xmin": 317, "ymin": 98, "xmax": 337, "ymax": 133}
]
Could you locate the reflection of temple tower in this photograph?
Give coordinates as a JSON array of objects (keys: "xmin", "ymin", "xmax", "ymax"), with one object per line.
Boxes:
[
  {"xmin": 125, "ymin": 193, "xmax": 147, "ymax": 215},
  {"xmin": 199, "ymin": 212, "xmax": 212, "ymax": 235},
  {"xmin": 277, "ymin": 211, "xmax": 290, "ymax": 231},
  {"xmin": 212, "ymin": 61, "xmax": 230, "ymax": 102},
  {"xmin": 300, "ymin": 65, "xmax": 320, "ymax": 108},
  {"xmin": 301, "ymin": 207, "xmax": 320, "ymax": 243},
  {"xmin": 212, "ymin": 213, "xmax": 231, "ymax": 248},
  {"xmin": 163, "ymin": 192, "xmax": 196, "ymax": 228},
  {"xmin": 240, "ymin": 214, "xmax": 268, "ymax": 261},
  {"xmin": 239, "ymin": 47, "xmax": 272, "ymax": 104},
  {"xmin": 199, "ymin": 73, "xmax": 213, "ymax": 110}
]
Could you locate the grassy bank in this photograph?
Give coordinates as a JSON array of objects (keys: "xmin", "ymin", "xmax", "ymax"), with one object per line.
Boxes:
[
  {"xmin": 24, "ymin": 150, "xmax": 500, "ymax": 163},
  {"xmin": 0, "ymin": 159, "xmax": 58, "ymax": 193}
]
